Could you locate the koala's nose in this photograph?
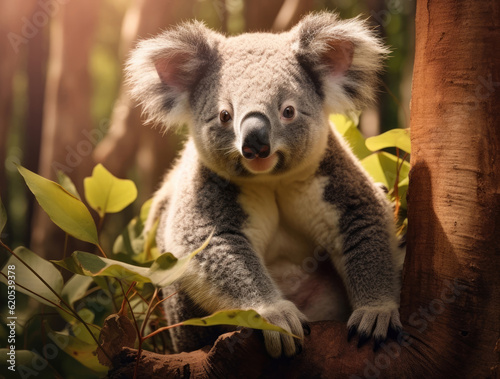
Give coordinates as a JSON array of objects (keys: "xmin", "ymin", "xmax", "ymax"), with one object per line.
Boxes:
[{"xmin": 240, "ymin": 114, "xmax": 271, "ymax": 160}]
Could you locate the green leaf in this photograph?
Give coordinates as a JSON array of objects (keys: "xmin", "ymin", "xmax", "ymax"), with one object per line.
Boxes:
[
  {"xmin": 53, "ymin": 251, "xmax": 152, "ymax": 283},
  {"xmin": 396, "ymin": 176, "xmax": 409, "ymax": 210},
  {"xmin": 54, "ymin": 233, "xmax": 212, "ymax": 287},
  {"xmin": 365, "ymin": 128, "xmax": 411, "ymax": 154},
  {"xmin": 148, "ymin": 233, "xmax": 211, "ymax": 287},
  {"xmin": 17, "ymin": 165, "xmax": 99, "ymax": 245},
  {"xmin": 45, "ymin": 322, "xmax": 108, "ymax": 374},
  {"xmin": 62, "ymin": 275, "xmax": 94, "ymax": 306},
  {"xmin": 0, "ymin": 246, "xmax": 63, "ymax": 307},
  {"xmin": 0, "ymin": 194, "xmax": 6, "ymax": 236},
  {"xmin": 183, "ymin": 309, "xmax": 298, "ymax": 338},
  {"xmin": 58, "ymin": 275, "xmax": 95, "ymax": 324},
  {"xmin": 361, "ymin": 152, "xmax": 410, "ymax": 190},
  {"xmin": 139, "ymin": 198, "xmax": 153, "ymax": 223},
  {"xmin": 331, "ymin": 114, "xmax": 371, "ymax": 160},
  {"xmin": 113, "ymin": 203, "xmax": 160, "ymax": 264},
  {"xmin": 84, "ymin": 164, "xmax": 137, "ymax": 217},
  {"xmin": 57, "ymin": 170, "xmax": 81, "ymax": 200}
]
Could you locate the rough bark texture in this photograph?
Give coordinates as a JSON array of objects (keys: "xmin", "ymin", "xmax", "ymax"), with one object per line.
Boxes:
[
  {"xmin": 401, "ymin": 0, "xmax": 500, "ymax": 377},
  {"xmin": 107, "ymin": 1, "xmax": 500, "ymax": 377}
]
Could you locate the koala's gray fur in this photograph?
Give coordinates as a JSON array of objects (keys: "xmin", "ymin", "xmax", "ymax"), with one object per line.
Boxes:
[{"xmin": 127, "ymin": 12, "xmax": 403, "ymax": 358}]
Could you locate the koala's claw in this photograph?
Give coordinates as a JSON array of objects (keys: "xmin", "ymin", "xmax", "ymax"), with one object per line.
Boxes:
[
  {"xmin": 357, "ymin": 333, "xmax": 371, "ymax": 348},
  {"xmin": 347, "ymin": 325, "xmax": 357, "ymax": 342},
  {"xmin": 257, "ymin": 300, "xmax": 307, "ymax": 358},
  {"xmin": 303, "ymin": 323, "xmax": 311, "ymax": 336},
  {"xmin": 347, "ymin": 305, "xmax": 402, "ymax": 348}
]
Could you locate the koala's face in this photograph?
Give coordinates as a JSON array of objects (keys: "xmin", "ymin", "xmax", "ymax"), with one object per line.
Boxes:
[
  {"xmin": 127, "ymin": 14, "xmax": 387, "ymax": 179},
  {"xmin": 189, "ymin": 33, "xmax": 327, "ymax": 179}
]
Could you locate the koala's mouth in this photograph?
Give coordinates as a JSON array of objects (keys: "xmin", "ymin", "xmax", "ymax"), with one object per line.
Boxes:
[{"xmin": 242, "ymin": 153, "xmax": 278, "ymax": 174}]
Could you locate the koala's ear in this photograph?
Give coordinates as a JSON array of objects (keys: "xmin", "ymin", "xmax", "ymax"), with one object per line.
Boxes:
[
  {"xmin": 126, "ymin": 21, "xmax": 221, "ymax": 129},
  {"xmin": 291, "ymin": 13, "xmax": 389, "ymax": 114}
]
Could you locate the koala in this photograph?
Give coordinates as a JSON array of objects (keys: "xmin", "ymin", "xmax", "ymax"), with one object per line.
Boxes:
[{"xmin": 127, "ymin": 12, "xmax": 403, "ymax": 358}]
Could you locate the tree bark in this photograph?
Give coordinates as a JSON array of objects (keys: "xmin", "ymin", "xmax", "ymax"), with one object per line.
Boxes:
[
  {"xmin": 107, "ymin": 0, "xmax": 500, "ymax": 377},
  {"xmin": 401, "ymin": 0, "xmax": 500, "ymax": 377}
]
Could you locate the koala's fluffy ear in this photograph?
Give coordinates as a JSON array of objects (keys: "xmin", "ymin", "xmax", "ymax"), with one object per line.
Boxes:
[
  {"xmin": 126, "ymin": 21, "xmax": 221, "ymax": 129},
  {"xmin": 291, "ymin": 13, "xmax": 389, "ymax": 114}
]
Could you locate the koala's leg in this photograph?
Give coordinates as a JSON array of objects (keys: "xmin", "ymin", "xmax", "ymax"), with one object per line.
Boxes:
[
  {"xmin": 158, "ymin": 165, "xmax": 306, "ymax": 358},
  {"xmin": 314, "ymin": 134, "xmax": 402, "ymax": 344},
  {"xmin": 162, "ymin": 284, "xmax": 227, "ymax": 353}
]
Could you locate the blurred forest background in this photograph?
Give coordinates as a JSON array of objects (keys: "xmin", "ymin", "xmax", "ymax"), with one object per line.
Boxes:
[{"xmin": 0, "ymin": 0, "xmax": 415, "ymax": 259}]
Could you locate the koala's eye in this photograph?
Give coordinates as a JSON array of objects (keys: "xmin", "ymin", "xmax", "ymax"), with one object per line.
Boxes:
[
  {"xmin": 219, "ymin": 110, "xmax": 232, "ymax": 123},
  {"xmin": 282, "ymin": 106, "xmax": 295, "ymax": 120}
]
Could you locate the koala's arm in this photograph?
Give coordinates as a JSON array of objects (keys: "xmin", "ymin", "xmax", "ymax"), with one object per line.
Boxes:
[
  {"xmin": 320, "ymin": 132, "xmax": 402, "ymax": 343},
  {"xmin": 159, "ymin": 159, "xmax": 306, "ymax": 357}
]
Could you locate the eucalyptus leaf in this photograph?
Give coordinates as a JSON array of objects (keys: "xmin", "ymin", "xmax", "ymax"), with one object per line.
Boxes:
[
  {"xmin": 62, "ymin": 275, "xmax": 94, "ymax": 306},
  {"xmin": 113, "ymin": 217, "xmax": 145, "ymax": 257},
  {"xmin": 183, "ymin": 309, "xmax": 298, "ymax": 338},
  {"xmin": 331, "ymin": 114, "xmax": 371, "ymax": 160},
  {"xmin": 57, "ymin": 170, "xmax": 81, "ymax": 200},
  {"xmin": 0, "ymin": 246, "xmax": 63, "ymax": 307},
  {"xmin": 365, "ymin": 128, "xmax": 411, "ymax": 154},
  {"xmin": 84, "ymin": 164, "xmax": 137, "ymax": 217},
  {"xmin": 361, "ymin": 152, "xmax": 410, "ymax": 190},
  {"xmin": 139, "ymin": 198, "xmax": 153, "ymax": 223},
  {"xmin": 45, "ymin": 322, "xmax": 108, "ymax": 373},
  {"xmin": 53, "ymin": 251, "xmax": 152, "ymax": 283},
  {"xmin": 17, "ymin": 165, "xmax": 99, "ymax": 245},
  {"xmin": 54, "ymin": 233, "xmax": 212, "ymax": 287}
]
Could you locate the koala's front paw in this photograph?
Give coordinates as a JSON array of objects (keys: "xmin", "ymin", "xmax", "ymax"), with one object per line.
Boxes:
[
  {"xmin": 256, "ymin": 300, "xmax": 308, "ymax": 358},
  {"xmin": 347, "ymin": 304, "xmax": 402, "ymax": 349}
]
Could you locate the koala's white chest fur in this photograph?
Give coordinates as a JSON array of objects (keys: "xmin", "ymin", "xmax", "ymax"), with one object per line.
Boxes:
[{"xmin": 238, "ymin": 175, "xmax": 351, "ymax": 321}]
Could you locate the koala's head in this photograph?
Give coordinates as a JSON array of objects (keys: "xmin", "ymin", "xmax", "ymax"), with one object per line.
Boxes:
[{"xmin": 127, "ymin": 13, "xmax": 388, "ymax": 179}]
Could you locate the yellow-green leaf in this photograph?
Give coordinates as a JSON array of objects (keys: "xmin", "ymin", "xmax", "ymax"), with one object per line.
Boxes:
[
  {"xmin": 46, "ymin": 322, "xmax": 108, "ymax": 374},
  {"xmin": 54, "ymin": 233, "xmax": 212, "ymax": 287},
  {"xmin": 84, "ymin": 164, "xmax": 137, "ymax": 217},
  {"xmin": 18, "ymin": 165, "xmax": 99, "ymax": 245},
  {"xmin": 361, "ymin": 152, "xmax": 410, "ymax": 211},
  {"xmin": 361, "ymin": 152, "xmax": 410, "ymax": 190},
  {"xmin": 0, "ymin": 246, "xmax": 63, "ymax": 307},
  {"xmin": 139, "ymin": 198, "xmax": 153, "ymax": 223},
  {"xmin": 53, "ymin": 251, "xmax": 152, "ymax": 283},
  {"xmin": 331, "ymin": 114, "xmax": 371, "ymax": 160},
  {"xmin": 57, "ymin": 170, "xmax": 81, "ymax": 200},
  {"xmin": 365, "ymin": 128, "xmax": 411, "ymax": 154},
  {"xmin": 183, "ymin": 309, "xmax": 298, "ymax": 338},
  {"xmin": 148, "ymin": 232, "xmax": 212, "ymax": 287}
]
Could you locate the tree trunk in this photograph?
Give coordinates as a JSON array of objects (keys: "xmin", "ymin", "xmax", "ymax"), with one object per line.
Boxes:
[
  {"xmin": 0, "ymin": 1, "xmax": 38, "ymax": 238},
  {"xmin": 108, "ymin": 0, "xmax": 500, "ymax": 377},
  {"xmin": 401, "ymin": 0, "xmax": 500, "ymax": 377},
  {"xmin": 23, "ymin": 14, "xmax": 49, "ymax": 247},
  {"xmin": 93, "ymin": 0, "xmax": 195, "ymax": 204},
  {"xmin": 31, "ymin": 0, "xmax": 101, "ymax": 259}
]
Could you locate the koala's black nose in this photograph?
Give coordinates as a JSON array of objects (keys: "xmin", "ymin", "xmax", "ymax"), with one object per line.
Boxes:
[{"xmin": 241, "ymin": 114, "xmax": 271, "ymax": 160}]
